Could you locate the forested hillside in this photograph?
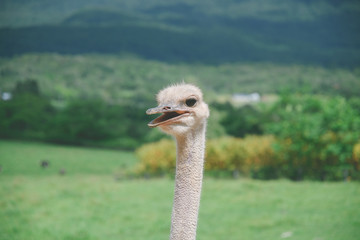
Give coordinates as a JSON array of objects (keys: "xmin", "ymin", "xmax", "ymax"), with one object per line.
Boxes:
[
  {"xmin": 0, "ymin": 0, "xmax": 359, "ymax": 66},
  {"xmin": 1, "ymin": 54, "xmax": 360, "ymax": 103}
]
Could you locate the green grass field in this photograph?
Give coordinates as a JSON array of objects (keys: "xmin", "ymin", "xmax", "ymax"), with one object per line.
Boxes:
[{"xmin": 1, "ymin": 140, "xmax": 360, "ymax": 240}]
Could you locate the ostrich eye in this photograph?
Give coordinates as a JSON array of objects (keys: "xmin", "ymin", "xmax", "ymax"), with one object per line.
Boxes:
[{"xmin": 185, "ymin": 98, "xmax": 197, "ymax": 107}]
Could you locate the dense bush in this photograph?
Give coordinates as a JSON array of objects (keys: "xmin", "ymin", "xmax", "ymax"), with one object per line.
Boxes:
[
  {"xmin": 353, "ymin": 143, "xmax": 360, "ymax": 170},
  {"xmin": 0, "ymin": 80, "xmax": 156, "ymax": 149},
  {"xmin": 135, "ymin": 135, "xmax": 277, "ymax": 179},
  {"xmin": 213, "ymin": 102, "xmax": 264, "ymax": 137},
  {"xmin": 135, "ymin": 139, "xmax": 176, "ymax": 176},
  {"xmin": 48, "ymin": 100, "xmax": 143, "ymax": 148},
  {"xmin": 0, "ymin": 93, "xmax": 54, "ymax": 140},
  {"xmin": 0, "ymin": 80, "xmax": 55, "ymax": 140},
  {"xmin": 47, "ymin": 100, "xmax": 159, "ymax": 149},
  {"xmin": 265, "ymin": 94, "xmax": 360, "ymax": 181},
  {"xmin": 135, "ymin": 135, "xmax": 360, "ymax": 181},
  {"xmin": 206, "ymin": 135, "xmax": 277, "ymax": 179}
]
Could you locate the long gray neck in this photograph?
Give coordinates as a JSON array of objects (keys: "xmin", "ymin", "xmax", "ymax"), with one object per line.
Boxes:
[{"xmin": 170, "ymin": 123, "xmax": 206, "ymax": 240}]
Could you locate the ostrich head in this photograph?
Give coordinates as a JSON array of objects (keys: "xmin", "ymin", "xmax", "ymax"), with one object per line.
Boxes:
[{"xmin": 147, "ymin": 83, "xmax": 209, "ymax": 136}]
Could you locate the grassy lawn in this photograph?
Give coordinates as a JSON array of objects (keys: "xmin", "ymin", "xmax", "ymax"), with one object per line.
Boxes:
[
  {"xmin": 1, "ymin": 140, "xmax": 360, "ymax": 240},
  {"xmin": 0, "ymin": 140, "xmax": 136, "ymax": 176}
]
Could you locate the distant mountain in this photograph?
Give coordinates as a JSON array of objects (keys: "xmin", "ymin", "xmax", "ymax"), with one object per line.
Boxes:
[
  {"xmin": 1, "ymin": 0, "xmax": 359, "ymax": 27},
  {"xmin": 0, "ymin": 0, "xmax": 359, "ymax": 66}
]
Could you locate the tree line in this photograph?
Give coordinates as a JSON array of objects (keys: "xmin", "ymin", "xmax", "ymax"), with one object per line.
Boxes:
[
  {"xmin": 1, "ymin": 79, "xmax": 359, "ymax": 181},
  {"xmin": 0, "ymin": 80, "xmax": 158, "ymax": 149}
]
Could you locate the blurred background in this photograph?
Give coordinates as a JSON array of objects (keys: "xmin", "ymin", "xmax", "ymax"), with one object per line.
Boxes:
[{"xmin": 0, "ymin": 0, "xmax": 360, "ymax": 239}]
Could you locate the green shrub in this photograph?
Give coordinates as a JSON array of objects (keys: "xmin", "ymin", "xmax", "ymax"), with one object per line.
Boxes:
[
  {"xmin": 135, "ymin": 139, "xmax": 176, "ymax": 177},
  {"xmin": 265, "ymin": 94, "xmax": 360, "ymax": 181},
  {"xmin": 135, "ymin": 135, "xmax": 276, "ymax": 178},
  {"xmin": 351, "ymin": 143, "xmax": 360, "ymax": 180},
  {"xmin": 0, "ymin": 80, "xmax": 55, "ymax": 140},
  {"xmin": 135, "ymin": 132, "xmax": 360, "ymax": 181},
  {"xmin": 205, "ymin": 136, "xmax": 276, "ymax": 177}
]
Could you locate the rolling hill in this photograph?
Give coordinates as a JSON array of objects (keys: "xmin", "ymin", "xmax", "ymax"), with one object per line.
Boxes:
[{"xmin": 0, "ymin": 0, "xmax": 359, "ymax": 66}]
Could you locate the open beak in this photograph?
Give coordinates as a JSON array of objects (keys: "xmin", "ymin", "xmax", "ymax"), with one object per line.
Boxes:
[{"xmin": 146, "ymin": 105, "xmax": 190, "ymax": 128}]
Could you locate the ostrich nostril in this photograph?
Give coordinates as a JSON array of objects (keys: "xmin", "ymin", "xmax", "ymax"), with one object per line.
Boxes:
[{"xmin": 163, "ymin": 106, "xmax": 172, "ymax": 111}]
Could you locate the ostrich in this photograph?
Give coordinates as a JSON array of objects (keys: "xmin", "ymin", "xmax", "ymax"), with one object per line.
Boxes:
[
  {"xmin": 59, "ymin": 168, "xmax": 66, "ymax": 176},
  {"xmin": 147, "ymin": 83, "xmax": 209, "ymax": 240},
  {"xmin": 40, "ymin": 160, "xmax": 49, "ymax": 168}
]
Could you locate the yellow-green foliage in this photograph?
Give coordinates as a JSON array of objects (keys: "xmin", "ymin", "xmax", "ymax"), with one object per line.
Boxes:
[
  {"xmin": 206, "ymin": 136, "xmax": 275, "ymax": 175},
  {"xmin": 353, "ymin": 143, "xmax": 360, "ymax": 171},
  {"xmin": 135, "ymin": 135, "xmax": 275, "ymax": 177},
  {"xmin": 135, "ymin": 139, "xmax": 176, "ymax": 176}
]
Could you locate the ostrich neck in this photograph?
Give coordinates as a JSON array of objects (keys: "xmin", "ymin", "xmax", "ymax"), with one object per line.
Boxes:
[{"xmin": 170, "ymin": 123, "xmax": 206, "ymax": 240}]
